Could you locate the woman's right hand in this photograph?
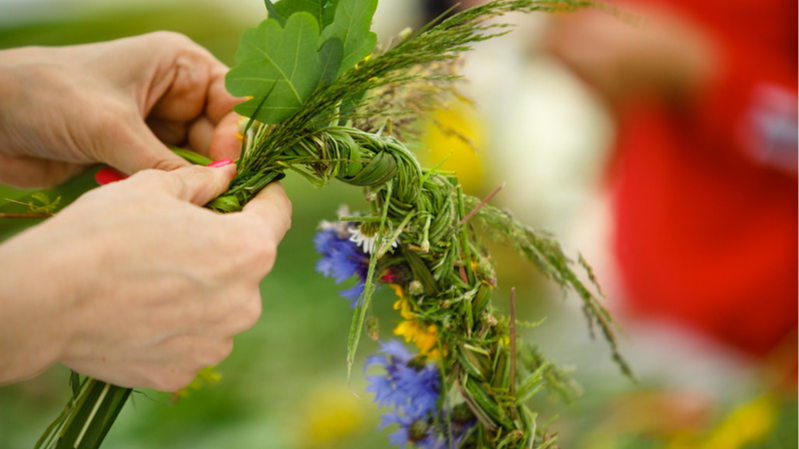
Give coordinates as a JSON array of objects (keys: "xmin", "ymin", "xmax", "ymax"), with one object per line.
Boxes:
[{"xmin": 0, "ymin": 162, "xmax": 291, "ymax": 391}]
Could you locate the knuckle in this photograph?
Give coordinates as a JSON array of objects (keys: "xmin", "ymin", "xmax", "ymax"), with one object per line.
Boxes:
[
  {"xmin": 195, "ymin": 339, "xmax": 234, "ymax": 367},
  {"xmin": 146, "ymin": 31, "xmax": 194, "ymax": 48},
  {"xmin": 177, "ymin": 164, "xmax": 209, "ymax": 179},
  {"xmin": 279, "ymin": 200, "xmax": 294, "ymax": 233},
  {"xmin": 150, "ymin": 157, "xmax": 189, "ymax": 173},
  {"xmin": 135, "ymin": 165, "xmax": 202, "ymax": 196},
  {"xmin": 229, "ymin": 223, "xmax": 274, "ymax": 262},
  {"xmin": 253, "ymin": 237, "xmax": 277, "ymax": 264},
  {"xmin": 214, "ymin": 339, "xmax": 235, "ymax": 363},
  {"xmin": 283, "ymin": 194, "xmax": 294, "ymax": 219},
  {"xmin": 155, "ymin": 370, "xmax": 194, "ymax": 392},
  {"xmin": 128, "ymin": 168, "xmax": 170, "ymax": 191},
  {"xmin": 225, "ymin": 296, "xmax": 262, "ymax": 335},
  {"xmin": 283, "ymin": 215, "xmax": 293, "ymax": 237},
  {"xmin": 243, "ymin": 237, "xmax": 277, "ymax": 274},
  {"xmin": 240, "ymin": 296, "xmax": 263, "ymax": 330}
]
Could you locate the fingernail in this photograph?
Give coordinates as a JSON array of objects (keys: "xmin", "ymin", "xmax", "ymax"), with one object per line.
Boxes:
[
  {"xmin": 207, "ymin": 159, "xmax": 235, "ymax": 168},
  {"xmin": 95, "ymin": 167, "xmax": 129, "ymax": 185}
]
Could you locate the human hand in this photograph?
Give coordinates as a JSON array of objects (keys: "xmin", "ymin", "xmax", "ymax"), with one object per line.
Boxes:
[
  {"xmin": 0, "ymin": 32, "xmax": 241, "ymax": 188},
  {"xmin": 545, "ymin": 7, "xmax": 715, "ymax": 106},
  {"xmin": 0, "ymin": 163, "xmax": 292, "ymax": 391}
]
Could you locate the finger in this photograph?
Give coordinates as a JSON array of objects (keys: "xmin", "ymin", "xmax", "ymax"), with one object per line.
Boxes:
[
  {"xmin": 187, "ymin": 116, "xmax": 215, "ymax": 155},
  {"xmin": 143, "ymin": 33, "xmax": 218, "ymax": 122},
  {"xmin": 103, "ymin": 118, "xmax": 192, "ymax": 175},
  {"xmin": 143, "ymin": 34, "xmax": 236, "ymax": 125},
  {"xmin": 173, "ymin": 112, "xmax": 240, "ymax": 159},
  {"xmin": 208, "ymin": 112, "xmax": 243, "ymax": 161},
  {"xmin": 238, "ymin": 182, "xmax": 293, "ymax": 242},
  {"xmin": 205, "ymin": 65, "xmax": 242, "ymax": 124},
  {"xmin": 132, "ymin": 161, "xmax": 237, "ymax": 206},
  {"xmin": 206, "ymin": 291, "xmax": 262, "ymax": 337}
]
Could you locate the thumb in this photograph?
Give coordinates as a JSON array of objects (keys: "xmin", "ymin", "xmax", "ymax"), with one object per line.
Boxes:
[
  {"xmin": 131, "ymin": 159, "xmax": 237, "ymax": 206},
  {"xmin": 99, "ymin": 118, "xmax": 191, "ymax": 175}
]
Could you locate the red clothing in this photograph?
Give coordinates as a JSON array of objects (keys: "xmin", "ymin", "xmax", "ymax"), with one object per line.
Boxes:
[{"xmin": 612, "ymin": 0, "xmax": 797, "ymax": 359}]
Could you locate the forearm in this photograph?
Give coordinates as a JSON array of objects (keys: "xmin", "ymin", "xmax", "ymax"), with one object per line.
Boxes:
[{"xmin": 0, "ymin": 227, "xmax": 74, "ymax": 384}]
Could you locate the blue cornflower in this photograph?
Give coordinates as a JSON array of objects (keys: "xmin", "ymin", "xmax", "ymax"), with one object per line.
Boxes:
[
  {"xmin": 366, "ymin": 342, "xmax": 478, "ymax": 448},
  {"xmin": 379, "ymin": 413, "xmax": 440, "ymax": 449},
  {"xmin": 314, "ymin": 223, "xmax": 370, "ymax": 307},
  {"xmin": 365, "ymin": 340, "xmax": 441, "ymax": 419},
  {"xmin": 378, "ymin": 410, "xmax": 476, "ymax": 449},
  {"xmin": 439, "ymin": 404, "xmax": 478, "ymax": 449}
]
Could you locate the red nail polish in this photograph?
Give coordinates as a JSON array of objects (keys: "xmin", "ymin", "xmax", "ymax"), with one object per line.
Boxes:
[
  {"xmin": 207, "ymin": 159, "xmax": 235, "ymax": 168},
  {"xmin": 95, "ymin": 167, "xmax": 129, "ymax": 185}
]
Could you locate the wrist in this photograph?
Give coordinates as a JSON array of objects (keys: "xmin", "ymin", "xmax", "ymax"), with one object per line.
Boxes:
[{"xmin": 0, "ymin": 223, "xmax": 78, "ymax": 383}]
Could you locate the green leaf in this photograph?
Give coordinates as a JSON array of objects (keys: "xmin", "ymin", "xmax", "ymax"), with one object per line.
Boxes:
[
  {"xmin": 169, "ymin": 146, "xmax": 213, "ymax": 166},
  {"xmin": 264, "ymin": 1, "xmax": 284, "ymax": 24},
  {"xmin": 319, "ymin": 0, "xmax": 377, "ymax": 77},
  {"xmin": 266, "ymin": 0, "xmax": 338, "ymax": 28},
  {"xmin": 318, "ymin": 36, "xmax": 344, "ymax": 85},
  {"xmin": 227, "ymin": 13, "xmax": 342, "ymax": 124},
  {"xmin": 69, "ymin": 371, "xmax": 81, "ymax": 398}
]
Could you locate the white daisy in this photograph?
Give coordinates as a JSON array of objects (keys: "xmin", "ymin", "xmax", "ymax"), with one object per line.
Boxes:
[{"xmin": 348, "ymin": 221, "xmax": 398, "ymax": 254}]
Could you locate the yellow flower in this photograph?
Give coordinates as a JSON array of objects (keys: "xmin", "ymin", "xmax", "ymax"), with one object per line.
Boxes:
[
  {"xmin": 420, "ymin": 100, "xmax": 487, "ymax": 193},
  {"xmin": 394, "ymin": 320, "xmax": 443, "ymax": 358},
  {"xmin": 390, "ymin": 285, "xmax": 447, "ymax": 358},
  {"xmin": 389, "ymin": 284, "xmax": 406, "ymax": 303},
  {"xmin": 295, "ymin": 384, "xmax": 367, "ymax": 448},
  {"xmin": 700, "ymin": 395, "xmax": 777, "ymax": 449},
  {"xmin": 174, "ymin": 366, "xmax": 222, "ymax": 398}
]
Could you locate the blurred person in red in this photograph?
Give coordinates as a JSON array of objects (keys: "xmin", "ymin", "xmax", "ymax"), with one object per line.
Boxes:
[{"xmin": 546, "ymin": 0, "xmax": 797, "ymax": 378}]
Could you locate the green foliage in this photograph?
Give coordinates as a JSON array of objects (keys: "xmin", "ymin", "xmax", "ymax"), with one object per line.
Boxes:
[
  {"xmin": 29, "ymin": 193, "xmax": 60, "ymax": 214},
  {"xmin": 318, "ymin": 0, "xmax": 378, "ymax": 78},
  {"xmin": 35, "ymin": 378, "xmax": 131, "ymax": 449},
  {"xmin": 466, "ymin": 197, "xmax": 633, "ymax": 379},
  {"xmin": 265, "ymin": 0, "xmax": 338, "ymax": 29},
  {"xmin": 227, "ymin": 12, "xmax": 338, "ymax": 124},
  {"xmin": 4, "ymin": 192, "xmax": 61, "ymax": 215},
  {"xmin": 228, "ymin": 0, "xmax": 378, "ymax": 124}
]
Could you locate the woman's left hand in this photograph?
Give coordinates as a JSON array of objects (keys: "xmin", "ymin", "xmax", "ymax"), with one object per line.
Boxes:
[{"xmin": 0, "ymin": 32, "xmax": 242, "ymax": 188}]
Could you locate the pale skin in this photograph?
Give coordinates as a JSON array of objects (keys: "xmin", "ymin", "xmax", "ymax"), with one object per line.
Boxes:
[
  {"xmin": 451, "ymin": 1, "xmax": 715, "ymax": 107},
  {"xmin": 544, "ymin": 4, "xmax": 716, "ymax": 108},
  {"xmin": 0, "ymin": 32, "xmax": 292, "ymax": 391}
]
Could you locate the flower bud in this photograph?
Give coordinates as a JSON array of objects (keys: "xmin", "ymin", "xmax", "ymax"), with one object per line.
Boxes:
[
  {"xmin": 406, "ymin": 354, "xmax": 428, "ymax": 371},
  {"xmin": 398, "ymin": 27, "xmax": 413, "ymax": 41},
  {"xmin": 452, "ymin": 402, "xmax": 476, "ymax": 426},
  {"xmin": 366, "ymin": 316, "xmax": 380, "ymax": 341},
  {"xmin": 408, "ymin": 419, "xmax": 430, "ymax": 443},
  {"xmin": 476, "ymin": 258, "xmax": 497, "ymax": 286},
  {"xmin": 408, "ymin": 280, "xmax": 424, "ymax": 296}
]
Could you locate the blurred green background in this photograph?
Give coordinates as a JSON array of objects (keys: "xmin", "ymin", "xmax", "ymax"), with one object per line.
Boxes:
[{"xmin": 0, "ymin": 1, "xmax": 795, "ymax": 449}]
